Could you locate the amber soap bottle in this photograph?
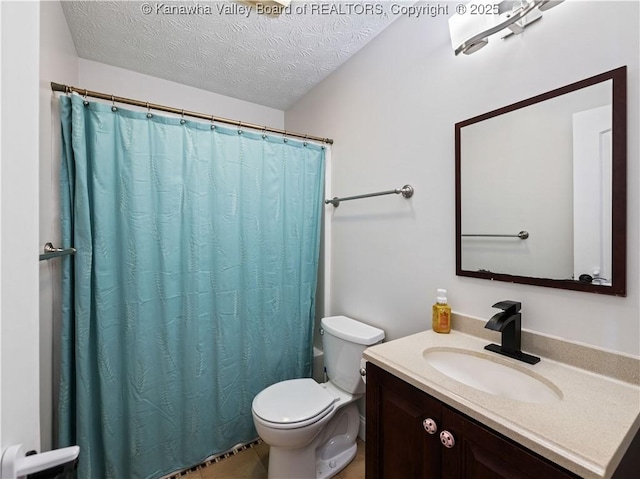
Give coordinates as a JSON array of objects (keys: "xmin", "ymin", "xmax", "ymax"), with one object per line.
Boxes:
[{"xmin": 432, "ymin": 289, "xmax": 451, "ymax": 334}]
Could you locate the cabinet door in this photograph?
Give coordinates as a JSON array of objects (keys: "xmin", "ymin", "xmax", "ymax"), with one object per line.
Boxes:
[
  {"xmin": 441, "ymin": 406, "xmax": 579, "ymax": 479},
  {"xmin": 366, "ymin": 363, "xmax": 442, "ymax": 479}
]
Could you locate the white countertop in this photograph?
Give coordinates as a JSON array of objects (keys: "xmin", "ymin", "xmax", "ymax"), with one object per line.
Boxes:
[{"xmin": 363, "ymin": 329, "xmax": 640, "ymax": 479}]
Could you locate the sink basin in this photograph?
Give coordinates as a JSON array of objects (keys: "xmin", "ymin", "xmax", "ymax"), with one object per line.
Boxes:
[{"xmin": 423, "ymin": 347, "xmax": 562, "ymax": 403}]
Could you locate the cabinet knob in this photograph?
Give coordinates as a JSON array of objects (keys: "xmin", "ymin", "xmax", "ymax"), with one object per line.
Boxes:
[
  {"xmin": 422, "ymin": 418, "xmax": 438, "ymax": 434},
  {"xmin": 440, "ymin": 430, "xmax": 455, "ymax": 448},
  {"xmin": 359, "ymin": 368, "xmax": 367, "ymax": 377}
]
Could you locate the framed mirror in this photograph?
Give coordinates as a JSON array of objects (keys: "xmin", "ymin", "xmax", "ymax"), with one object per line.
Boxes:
[{"xmin": 455, "ymin": 66, "xmax": 626, "ymax": 296}]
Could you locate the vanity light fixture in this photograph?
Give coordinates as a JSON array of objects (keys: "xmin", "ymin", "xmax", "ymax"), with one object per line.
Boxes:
[{"xmin": 449, "ymin": 0, "xmax": 565, "ymax": 55}]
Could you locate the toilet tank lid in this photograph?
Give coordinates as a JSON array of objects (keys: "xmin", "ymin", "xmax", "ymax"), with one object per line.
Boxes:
[{"xmin": 321, "ymin": 316, "xmax": 385, "ymax": 345}]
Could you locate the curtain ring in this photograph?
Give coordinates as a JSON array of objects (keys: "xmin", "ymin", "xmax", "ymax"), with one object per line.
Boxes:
[
  {"xmin": 237, "ymin": 121, "xmax": 243, "ymax": 135},
  {"xmin": 262, "ymin": 126, "xmax": 267, "ymax": 139},
  {"xmin": 146, "ymin": 102, "xmax": 152, "ymax": 118},
  {"xmin": 303, "ymin": 134, "xmax": 308, "ymax": 147},
  {"xmin": 180, "ymin": 109, "xmax": 186, "ymax": 124},
  {"xmin": 283, "ymin": 130, "xmax": 288, "ymax": 143},
  {"xmin": 210, "ymin": 115, "xmax": 216, "ymax": 130},
  {"xmin": 82, "ymin": 89, "xmax": 89, "ymax": 106},
  {"xmin": 111, "ymin": 95, "xmax": 117, "ymax": 112}
]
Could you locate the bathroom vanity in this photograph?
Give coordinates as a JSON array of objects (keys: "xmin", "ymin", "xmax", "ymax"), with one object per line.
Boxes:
[
  {"xmin": 366, "ymin": 362, "xmax": 578, "ymax": 478},
  {"xmin": 363, "ymin": 316, "xmax": 640, "ymax": 479}
]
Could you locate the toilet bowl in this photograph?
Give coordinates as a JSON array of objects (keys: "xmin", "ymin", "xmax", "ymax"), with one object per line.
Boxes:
[{"xmin": 251, "ymin": 316, "xmax": 384, "ymax": 479}]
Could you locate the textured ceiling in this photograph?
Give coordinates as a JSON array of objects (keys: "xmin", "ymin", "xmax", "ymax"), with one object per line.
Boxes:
[{"xmin": 62, "ymin": 1, "xmax": 404, "ymax": 110}]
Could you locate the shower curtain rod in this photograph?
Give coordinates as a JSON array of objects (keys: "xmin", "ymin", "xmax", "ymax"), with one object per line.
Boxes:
[{"xmin": 50, "ymin": 82, "xmax": 334, "ymax": 145}]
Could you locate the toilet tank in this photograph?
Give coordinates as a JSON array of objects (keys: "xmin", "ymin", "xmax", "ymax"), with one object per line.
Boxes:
[{"xmin": 321, "ymin": 316, "xmax": 385, "ymax": 395}]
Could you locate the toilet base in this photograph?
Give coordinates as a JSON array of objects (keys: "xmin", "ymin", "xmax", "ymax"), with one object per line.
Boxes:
[
  {"xmin": 316, "ymin": 442, "xmax": 357, "ymax": 479},
  {"xmin": 266, "ymin": 402, "xmax": 360, "ymax": 479}
]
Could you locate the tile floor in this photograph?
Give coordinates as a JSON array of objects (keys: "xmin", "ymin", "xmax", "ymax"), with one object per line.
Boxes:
[{"xmin": 180, "ymin": 438, "xmax": 365, "ymax": 479}]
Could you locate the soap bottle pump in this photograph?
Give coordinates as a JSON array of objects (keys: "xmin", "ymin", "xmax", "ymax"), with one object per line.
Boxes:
[{"xmin": 432, "ymin": 289, "xmax": 451, "ymax": 334}]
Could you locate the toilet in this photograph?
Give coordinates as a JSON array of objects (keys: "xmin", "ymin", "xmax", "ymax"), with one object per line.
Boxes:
[{"xmin": 251, "ymin": 315, "xmax": 385, "ymax": 479}]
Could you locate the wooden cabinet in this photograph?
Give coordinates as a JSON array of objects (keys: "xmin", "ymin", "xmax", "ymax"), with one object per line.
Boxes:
[
  {"xmin": 364, "ymin": 362, "xmax": 442, "ymax": 478},
  {"xmin": 365, "ymin": 363, "xmax": 579, "ymax": 479}
]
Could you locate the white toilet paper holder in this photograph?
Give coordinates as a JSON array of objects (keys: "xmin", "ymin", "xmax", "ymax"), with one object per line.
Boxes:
[{"xmin": 1, "ymin": 444, "xmax": 79, "ymax": 479}]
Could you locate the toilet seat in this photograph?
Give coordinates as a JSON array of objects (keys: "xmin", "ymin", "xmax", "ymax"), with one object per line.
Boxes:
[{"xmin": 252, "ymin": 378, "xmax": 336, "ymax": 430}]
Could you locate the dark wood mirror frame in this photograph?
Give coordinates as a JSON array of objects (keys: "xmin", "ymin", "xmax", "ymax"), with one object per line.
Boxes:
[{"xmin": 455, "ymin": 66, "xmax": 626, "ymax": 296}]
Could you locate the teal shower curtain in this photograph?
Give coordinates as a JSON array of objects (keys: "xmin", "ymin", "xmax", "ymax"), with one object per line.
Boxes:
[{"xmin": 57, "ymin": 94, "xmax": 325, "ymax": 478}]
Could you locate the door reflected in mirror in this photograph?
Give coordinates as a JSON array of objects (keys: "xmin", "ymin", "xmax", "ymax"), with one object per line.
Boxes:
[{"xmin": 455, "ymin": 66, "xmax": 626, "ymax": 296}]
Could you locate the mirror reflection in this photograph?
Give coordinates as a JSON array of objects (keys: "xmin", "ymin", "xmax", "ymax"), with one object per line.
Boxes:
[{"xmin": 455, "ymin": 67, "xmax": 626, "ymax": 296}]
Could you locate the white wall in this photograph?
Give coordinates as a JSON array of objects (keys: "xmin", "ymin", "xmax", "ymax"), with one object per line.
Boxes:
[
  {"xmin": 78, "ymin": 59, "xmax": 285, "ymax": 129},
  {"xmin": 1, "ymin": 0, "xmax": 41, "ymax": 452},
  {"xmin": 287, "ymin": 0, "xmax": 640, "ymax": 355},
  {"xmin": 39, "ymin": 0, "xmax": 78, "ymax": 452}
]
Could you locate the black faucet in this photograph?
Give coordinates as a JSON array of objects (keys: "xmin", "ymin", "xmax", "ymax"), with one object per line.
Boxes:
[{"xmin": 484, "ymin": 301, "xmax": 540, "ymax": 364}]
